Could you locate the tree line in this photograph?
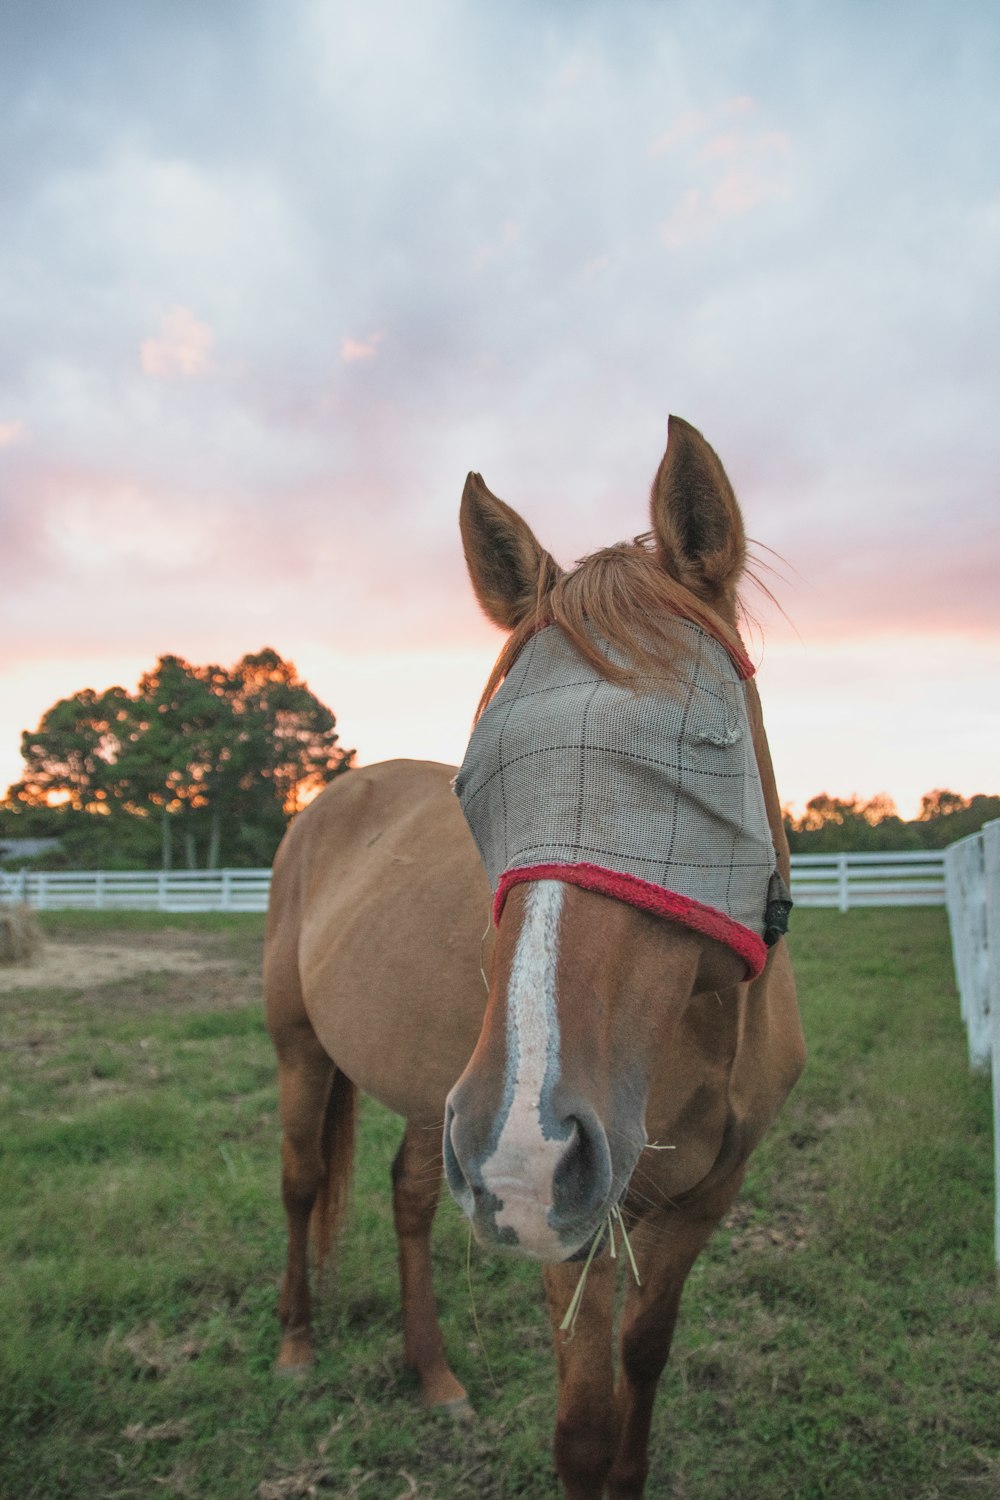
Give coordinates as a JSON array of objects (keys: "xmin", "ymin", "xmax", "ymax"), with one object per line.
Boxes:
[
  {"xmin": 2, "ymin": 654, "xmax": 996, "ymax": 869},
  {"xmin": 783, "ymin": 790, "xmax": 1000, "ymax": 853},
  {"xmin": 0, "ymin": 650, "xmax": 353, "ymax": 870}
]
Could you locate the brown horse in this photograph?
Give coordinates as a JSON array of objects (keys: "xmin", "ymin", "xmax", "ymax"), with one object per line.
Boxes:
[{"xmin": 264, "ymin": 416, "xmax": 805, "ymax": 1499}]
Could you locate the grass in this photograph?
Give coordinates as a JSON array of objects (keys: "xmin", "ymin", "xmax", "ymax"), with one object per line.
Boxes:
[{"xmin": 0, "ymin": 908, "xmax": 997, "ymax": 1498}]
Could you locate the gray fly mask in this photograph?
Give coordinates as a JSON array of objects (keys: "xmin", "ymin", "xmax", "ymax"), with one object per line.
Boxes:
[{"xmin": 454, "ymin": 620, "xmax": 790, "ymax": 979}]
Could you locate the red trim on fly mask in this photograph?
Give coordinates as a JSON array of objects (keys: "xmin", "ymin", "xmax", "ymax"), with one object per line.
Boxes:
[{"xmin": 494, "ymin": 862, "xmax": 768, "ymax": 981}]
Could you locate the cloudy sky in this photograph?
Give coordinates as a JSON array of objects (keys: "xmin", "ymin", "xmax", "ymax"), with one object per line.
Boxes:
[{"xmin": 2, "ymin": 0, "xmax": 998, "ymax": 819}]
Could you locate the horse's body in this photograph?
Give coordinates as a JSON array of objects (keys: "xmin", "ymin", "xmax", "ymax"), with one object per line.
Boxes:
[{"xmin": 265, "ymin": 417, "xmax": 805, "ymax": 1498}]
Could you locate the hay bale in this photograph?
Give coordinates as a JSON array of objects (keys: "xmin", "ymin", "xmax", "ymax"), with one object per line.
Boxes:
[{"xmin": 0, "ymin": 903, "xmax": 44, "ymax": 966}]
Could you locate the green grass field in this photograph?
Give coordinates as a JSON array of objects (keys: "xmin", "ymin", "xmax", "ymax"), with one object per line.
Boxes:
[{"xmin": 1, "ymin": 908, "xmax": 997, "ymax": 1499}]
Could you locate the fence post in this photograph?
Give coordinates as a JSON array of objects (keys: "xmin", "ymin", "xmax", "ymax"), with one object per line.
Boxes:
[
  {"xmin": 981, "ymin": 821, "xmax": 1000, "ymax": 1277},
  {"xmin": 946, "ymin": 835, "xmax": 991, "ymax": 1071},
  {"xmin": 838, "ymin": 855, "xmax": 850, "ymax": 913}
]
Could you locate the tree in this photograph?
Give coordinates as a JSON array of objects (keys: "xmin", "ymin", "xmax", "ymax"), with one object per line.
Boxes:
[
  {"xmin": 784, "ymin": 787, "xmax": 1000, "ymax": 853},
  {"xmin": 13, "ymin": 686, "xmax": 135, "ymax": 816},
  {"xmin": 4, "ymin": 649, "xmax": 354, "ymax": 868},
  {"xmin": 786, "ymin": 793, "xmax": 911, "ymax": 852},
  {"xmin": 124, "ymin": 655, "xmax": 245, "ymax": 870},
  {"xmin": 917, "ymin": 789, "xmax": 968, "ymax": 823},
  {"xmin": 914, "ymin": 790, "xmax": 1000, "ymax": 849},
  {"xmin": 217, "ymin": 650, "xmax": 350, "ymax": 865}
]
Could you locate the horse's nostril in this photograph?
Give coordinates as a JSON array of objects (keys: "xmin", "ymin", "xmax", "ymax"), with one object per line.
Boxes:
[
  {"xmin": 442, "ymin": 1102, "xmax": 463, "ymax": 1190},
  {"xmin": 442, "ymin": 1100, "xmax": 478, "ymax": 1217},
  {"xmin": 552, "ymin": 1109, "xmax": 613, "ymax": 1226}
]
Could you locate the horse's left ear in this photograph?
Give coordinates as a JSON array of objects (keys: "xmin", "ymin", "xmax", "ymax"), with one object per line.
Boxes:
[
  {"xmin": 460, "ymin": 473, "xmax": 562, "ymax": 630},
  {"xmin": 650, "ymin": 416, "xmax": 747, "ymax": 610}
]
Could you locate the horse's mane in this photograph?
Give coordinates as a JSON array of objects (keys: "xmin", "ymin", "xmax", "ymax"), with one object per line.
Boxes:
[{"xmin": 475, "ymin": 533, "xmax": 750, "ymax": 722}]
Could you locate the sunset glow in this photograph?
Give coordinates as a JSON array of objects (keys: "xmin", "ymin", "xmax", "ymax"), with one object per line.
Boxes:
[{"xmin": 1, "ymin": 2, "xmax": 997, "ymax": 826}]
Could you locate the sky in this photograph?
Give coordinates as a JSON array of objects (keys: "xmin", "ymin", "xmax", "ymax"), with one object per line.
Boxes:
[{"xmin": 1, "ymin": 0, "xmax": 998, "ymax": 821}]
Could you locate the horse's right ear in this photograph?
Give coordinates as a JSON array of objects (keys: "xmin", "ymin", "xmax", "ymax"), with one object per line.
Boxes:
[{"xmin": 460, "ymin": 473, "xmax": 562, "ymax": 630}]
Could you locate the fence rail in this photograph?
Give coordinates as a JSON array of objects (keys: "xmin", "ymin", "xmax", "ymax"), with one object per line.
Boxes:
[
  {"xmin": 0, "ymin": 867, "xmax": 272, "ymax": 913},
  {"xmin": 1, "ymin": 850, "xmax": 948, "ymax": 914},
  {"xmin": 789, "ymin": 851, "xmax": 946, "ymax": 911}
]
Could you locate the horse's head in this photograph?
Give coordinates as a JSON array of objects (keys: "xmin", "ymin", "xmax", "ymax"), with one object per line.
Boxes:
[{"xmin": 443, "ymin": 417, "xmax": 788, "ymax": 1262}]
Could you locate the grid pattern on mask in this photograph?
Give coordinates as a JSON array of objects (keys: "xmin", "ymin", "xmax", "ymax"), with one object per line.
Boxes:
[{"xmin": 455, "ymin": 620, "xmax": 776, "ymax": 941}]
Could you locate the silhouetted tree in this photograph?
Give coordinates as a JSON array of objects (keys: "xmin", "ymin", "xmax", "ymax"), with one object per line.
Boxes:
[
  {"xmin": 4, "ymin": 649, "xmax": 354, "ymax": 868},
  {"xmin": 784, "ymin": 788, "xmax": 1000, "ymax": 853}
]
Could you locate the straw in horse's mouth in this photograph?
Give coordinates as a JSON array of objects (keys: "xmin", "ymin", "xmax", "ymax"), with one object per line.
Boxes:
[
  {"xmin": 560, "ymin": 1206, "xmax": 641, "ymax": 1337},
  {"xmin": 566, "ymin": 1216, "xmax": 611, "ymax": 1263},
  {"xmin": 563, "ymin": 1139, "xmax": 675, "ymax": 1263}
]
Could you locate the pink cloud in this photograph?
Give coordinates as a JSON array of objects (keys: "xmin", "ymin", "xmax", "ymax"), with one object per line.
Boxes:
[
  {"xmin": 140, "ymin": 307, "xmax": 214, "ymax": 377},
  {"xmin": 659, "ymin": 190, "xmax": 708, "ymax": 250},
  {"xmin": 649, "ymin": 94, "xmax": 794, "ymax": 249},
  {"xmin": 712, "ymin": 166, "xmax": 791, "ymax": 217},
  {"xmin": 659, "ymin": 137, "xmax": 794, "ymax": 248},
  {"xmin": 582, "ymin": 254, "xmax": 611, "ymax": 277},
  {"xmin": 341, "ymin": 331, "xmax": 385, "ymax": 362},
  {"xmin": 659, "ymin": 175, "xmax": 792, "ymax": 249},
  {"xmin": 552, "ymin": 56, "xmax": 585, "ymax": 90},
  {"xmin": 0, "ymin": 419, "xmax": 26, "ymax": 447},
  {"xmin": 646, "ymin": 110, "xmax": 710, "ymax": 157},
  {"xmin": 647, "ymin": 97, "xmax": 761, "ymax": 158},
  {"xmin": 724, "ymin": 94, "xmax": 757, "ymax": 118},
  {"xmin": 700, "ymin": 129, "xmax": 792, "ymax": 161}
]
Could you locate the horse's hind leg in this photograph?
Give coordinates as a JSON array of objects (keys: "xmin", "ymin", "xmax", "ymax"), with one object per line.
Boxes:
[
  {"xmin": 392, "ymin": 1122, "xmax": 470, "ymax": 1412},
  {"xmin": 274, "ymin": 1024, "xmax": 337, "ymax": 1372}
]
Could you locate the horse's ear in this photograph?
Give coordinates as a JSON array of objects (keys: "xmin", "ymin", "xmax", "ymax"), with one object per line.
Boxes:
[
  {"xmin": 650, "ymin": 416, "xmax": 746, "ymax": 609},
  {"xmin": 460, "ymin": 473, "xmax": 562, "ymax": 629}
]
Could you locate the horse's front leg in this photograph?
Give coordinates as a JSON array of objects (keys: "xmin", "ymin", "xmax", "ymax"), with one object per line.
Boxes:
[
  {"xmin": 391, "ymin": 1122, "xmax": 470, "ymax": 1411},
  {"xmin": 606, "ymin": 1168, "xmax": 745, "ymax": 1499},
  {"xmin": 543, "ymin": 1255, "xmax": 617, "ymax": 1500}
]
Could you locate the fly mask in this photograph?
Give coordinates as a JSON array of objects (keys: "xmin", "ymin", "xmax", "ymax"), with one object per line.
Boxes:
[{"xmin": 454, "ymin": 620, "xmax": 790, "ymax": 979}]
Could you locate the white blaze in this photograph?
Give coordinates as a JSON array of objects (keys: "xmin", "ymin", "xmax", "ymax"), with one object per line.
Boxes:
[{"xmin": 480, "ymin": 879, "xmax": 578, "ymax": 1261}]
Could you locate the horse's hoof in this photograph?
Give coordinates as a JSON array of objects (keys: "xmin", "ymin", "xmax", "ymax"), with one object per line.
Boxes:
[
  {"xmin": 276, "ymin": 1332, "xmax": 315, "ymax": 1375},
  {"xmin": 437, "ymin": 1396, "xmax": 476, "ymax": 1422},
  {"xmin": 274, "ymin": 1358, "xmax": 313, "ymax": 1380},
  {"xmin": 420, "ymin": 1370, "xmax": 473, "ymax": 1416}
]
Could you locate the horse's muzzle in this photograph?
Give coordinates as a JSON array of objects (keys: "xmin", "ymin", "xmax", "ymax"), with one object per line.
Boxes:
[{"xmin": 442, "ymin": 1092, "xmax": 615, "ymax": 1262}]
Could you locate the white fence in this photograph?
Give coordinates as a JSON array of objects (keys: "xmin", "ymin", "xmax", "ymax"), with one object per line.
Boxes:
[
  {"xmin": 0, "ymin": 867, "xmax": 272, "ymax": 913},
  {"xmin": 0, "ymin": 851, "xmax": 948, "ymax": 914},
  {"xmin": 944, "ymin": 820, "xmax": 1000, "ymax": 1270},
  {"xmin": 790, "ymin": 851, "xmax": 945, "ymax": 911}
]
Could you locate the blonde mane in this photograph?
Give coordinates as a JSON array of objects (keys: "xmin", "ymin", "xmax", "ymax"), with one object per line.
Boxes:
[{"xmin": 475, "ymin": 533, "xmax": 748, "ymax": 721}]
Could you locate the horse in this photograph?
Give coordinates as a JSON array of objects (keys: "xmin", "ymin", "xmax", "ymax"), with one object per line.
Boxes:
[{"xmin": 264, "ymin": 415, "xmax": 805, "ymax": 1499}]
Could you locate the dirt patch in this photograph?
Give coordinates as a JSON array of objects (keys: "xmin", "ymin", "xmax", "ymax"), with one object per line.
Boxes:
[
  {"xmin": 0, "ymin": 939, "xmax": 238, "ymax": 993},
  {"xmin": 723, "ymin": 1199, "xmax": 811, "ymax": 1255},
  {"xmin": 111, "ymin": 1321, "xmax": 207, "ymax": 1378}
]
